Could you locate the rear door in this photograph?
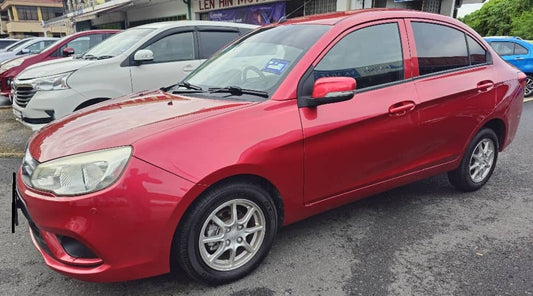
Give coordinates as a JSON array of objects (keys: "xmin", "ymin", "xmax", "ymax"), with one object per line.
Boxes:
[
  {"xmin": 300, "ymin": 20, "xmax": 421, "ymax": 204},
  {"xmin": 406, "ymin": 20, "xmax": 497, "ymax": 167}
]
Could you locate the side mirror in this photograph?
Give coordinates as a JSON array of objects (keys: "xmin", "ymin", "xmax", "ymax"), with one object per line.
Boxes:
[
  {"xmin": 62, "ymin": 47, "xmax": 75, "ymax": 57},
  {"xmin": 302, "ymin": 77, "xmax": 356, "ymax": 107},
  {"xmin": 133, "ymin": 49, "xmax": 154, "ymax": 63}
]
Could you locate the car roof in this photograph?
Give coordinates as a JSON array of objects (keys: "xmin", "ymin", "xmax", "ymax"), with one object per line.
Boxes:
[{"xmin": 134, "ymin": 20, "xmax": 258, "ymax": 30}]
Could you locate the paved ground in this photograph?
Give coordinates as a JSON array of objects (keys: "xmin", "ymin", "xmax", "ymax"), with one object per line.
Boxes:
[
  {"xmin": 0, "ymin": 106, "xmax": 33, "ymax": 158},
  {"xmin": 0, "ymin": 102, "xmax": 532, "ymax": 296}
]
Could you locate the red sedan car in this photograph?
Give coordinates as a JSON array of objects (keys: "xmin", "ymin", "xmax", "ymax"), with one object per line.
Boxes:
[
  {"xmin": 0, "ymin": 29, "xmax": 118, "ymax": 99},
  {"xmin": 13, "ymin": 9, "xmax": 524, "ymax": 284}
]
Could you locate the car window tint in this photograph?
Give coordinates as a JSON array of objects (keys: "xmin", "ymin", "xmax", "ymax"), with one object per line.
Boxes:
[
  {"xmin": 467, "ymin": 35, "xmax": 487, "ymax": 65},
  {"xmin": 489, "ymin": 41, "xmax": 514, "ymax": 56},
  {"xmin": 412, "ymin": 22, "xmax": 469, "ymax": 75},
  {"xmin": 145, "ymin": 32, "xmax": 194, "ymax": 63},
  {"xmin": 514, "ymin": 43, "xmax": 528, "ymax": 55},
  {"xmin": 314, "ymin": 23, "xmax": 404, "ymax": 89},
  {"xmin": 26, "ymin": 41, "xmax": 47, "ymax": 53},
  {"xmin": 198, "ymin": 31, "xmax": 240, "ymax": 59}
]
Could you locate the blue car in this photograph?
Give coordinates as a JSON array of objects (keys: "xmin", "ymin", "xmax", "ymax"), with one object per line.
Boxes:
[{"xmin": 485, "ymin": 36, "xmax": 533, "ymax": 97}]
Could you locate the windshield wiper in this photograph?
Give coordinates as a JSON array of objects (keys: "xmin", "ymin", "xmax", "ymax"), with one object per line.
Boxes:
[
  {"xmin": 160, "ymin": 81, "xmax": 204, "ymax": 93},
  {"xmin": 97, "ymin": 55, "xmax": 114, "ymax": 60},
  {"xmin": 208, "ymin": 86, "xmax": 268, "ymax": 98},
  {"xmin": 83, "ymin": 54, "xmax": 97, "ymax": 60}
]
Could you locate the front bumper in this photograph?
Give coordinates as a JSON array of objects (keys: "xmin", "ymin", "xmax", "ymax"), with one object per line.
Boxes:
[
  {"xmin": 14, "ymin": 156, "xmax": 197, "ymax": 282},
  {"xmin": 12, "ymin": 88, "xmax": 87, "ymax": 130}
]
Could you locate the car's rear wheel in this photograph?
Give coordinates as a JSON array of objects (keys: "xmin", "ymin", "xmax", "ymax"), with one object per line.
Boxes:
[
  {"xmin": 173, "ymin": 182, "xmax": 278, "ymax": 285},
  {"xmin": 525, "ymin": 75, "xmax": 533, "ymax": 97},
  {"xmin": 448, "ymin": 128, "xmax": 498, "ymax": 191}
]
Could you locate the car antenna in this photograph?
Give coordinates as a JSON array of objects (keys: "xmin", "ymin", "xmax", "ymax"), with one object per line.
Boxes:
[{"xmin": 278, "ymin": 0, "xmax": 313, "ymax": 23}]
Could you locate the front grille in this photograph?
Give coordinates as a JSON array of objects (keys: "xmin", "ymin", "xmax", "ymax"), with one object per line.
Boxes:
[{"xmin": 13, "ymin": 81, "xmax": 36, "ymax": 108}]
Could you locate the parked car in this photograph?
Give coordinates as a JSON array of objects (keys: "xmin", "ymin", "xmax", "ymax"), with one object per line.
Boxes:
[
  {"xmin": 0, "ymin": 30, "xmax": 119, "ymax": 102},
  {"xmin": 0, "ymin": 37, "xmax": 57, "ymax": 63},
  {"xmin": 0, "ymin": 38, "xmax": 35, "ymax": 53},
  {"xmin": 13, "ymin": 9, "xmax": 524, "ymax": 284},
  {"xmin": 11, "ymin": 21, "xmax": 256, "ymax": 130},
  {"xmin": 485, "ymin": 36, "xmax": 533, "ymax": 97},
  {"xmin": 0, "ymin": 38, "xmax": 18, "ymax": 49}
]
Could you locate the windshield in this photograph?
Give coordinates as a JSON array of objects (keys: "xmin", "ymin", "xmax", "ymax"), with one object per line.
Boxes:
[
  {"xmin": 82, "ymin": 28, "xmax": 154, "ymax": 59},
  {"xmin": 184, "ymin": 24, "xmax": 330, "ymax": 100}
]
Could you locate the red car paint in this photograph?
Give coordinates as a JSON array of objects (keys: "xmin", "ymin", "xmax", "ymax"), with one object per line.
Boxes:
[
  {"xmin": 16, "ymin": 9, "xmax": 523, "ymax": 282},
  {"xmin": 0, "ymin": 29, "xmax": 119, "ymax": 97}
]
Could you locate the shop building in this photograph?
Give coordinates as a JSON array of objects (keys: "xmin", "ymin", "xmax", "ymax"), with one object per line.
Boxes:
[{"xmin": 0, "ymin": 0, "xmax": 66, "ymax": 38}]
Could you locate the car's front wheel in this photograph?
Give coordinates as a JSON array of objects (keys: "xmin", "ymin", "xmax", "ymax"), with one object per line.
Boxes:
[
  {"xmin": 525, "ymin": 75, "xmax": 533, "ymax": 97},
  {"xmin": 173, "ymin": 181, "xmax": 279, "ymax": 285},
  {"xmin": 448, "ymin": 128, "xmax": 499, "ymax": 191}
]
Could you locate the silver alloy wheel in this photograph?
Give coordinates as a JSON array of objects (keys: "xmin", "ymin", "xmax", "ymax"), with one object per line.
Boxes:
[
  {"xmin": 468, "ymin": 138, "xmax": 495, "ymax": 183},
  {"xmin": 525, "ymin": 76, "xmax": 533, "ymax": 97},
  {"xmin": 199, "ymin": 199, "xmax": 266, "ymax": 271}
]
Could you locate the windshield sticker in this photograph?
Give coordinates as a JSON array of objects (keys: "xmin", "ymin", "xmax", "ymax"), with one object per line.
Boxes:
[{"xmin": 263, "ymin": 59, "xmax": 290, "ymax": 75}]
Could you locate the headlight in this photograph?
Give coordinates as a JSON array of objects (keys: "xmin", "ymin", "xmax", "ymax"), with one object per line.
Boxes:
[
  {"xmin": 0, "ymin": 58, "xmax": 25, "ymax": 73},
  {"xmin": 31, "ymin": 71, "xmax": 73, "ymax": 91},
  {"xmin": 30, "ymin": 146, "xmax": 132, "ymax": 196}
]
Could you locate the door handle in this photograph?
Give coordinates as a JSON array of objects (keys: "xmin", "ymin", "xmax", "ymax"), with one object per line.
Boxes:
[
  {"xmin": 389, "ymin": 101, "xmax": 416, "ymax": 115},
  {"xmin": 514, "ymin": 57, "xmax": 524, "ymax": 60},
  {"xmin": 477, "ymin": 80, "xmax": 494, "ymax": 92},
  {"xmin": 183, "ymin": 65, "xmax": 195, "ymax": 72}
]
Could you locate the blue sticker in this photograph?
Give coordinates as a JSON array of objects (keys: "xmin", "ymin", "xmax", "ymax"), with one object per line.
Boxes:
[{"xmin": 263, "ymin": 59, "xmax": 290, "ymax": 75}]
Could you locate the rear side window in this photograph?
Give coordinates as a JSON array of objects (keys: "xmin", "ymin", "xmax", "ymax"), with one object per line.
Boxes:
[
  {"xmin": 514, "ymin": 43, "xmax": 528, "ymax": 55},
  {"xmin": 412, "ymin": 22, "xmax": 469, "ymax": 75},
  {"xmin": 198, "ymin": 31, "xmax": 240, "ymax": 59},
  {"xmin": 412, "ymin": 22, "xmax": 488, "ymax": 75},
  {"xmin": 314, "ymin": 23, "xmax": 404, "ymax": 90}
]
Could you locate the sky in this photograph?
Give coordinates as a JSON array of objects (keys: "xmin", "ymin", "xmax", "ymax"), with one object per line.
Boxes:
[{"xmin": 457, "ymin": 3, "xmax": 485, "ymax": 18}]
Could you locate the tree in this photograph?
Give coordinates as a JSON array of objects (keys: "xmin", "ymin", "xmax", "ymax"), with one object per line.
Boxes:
[{"xmin": 460, "ymin": 0, "xmax": 533, "ymax": 38}]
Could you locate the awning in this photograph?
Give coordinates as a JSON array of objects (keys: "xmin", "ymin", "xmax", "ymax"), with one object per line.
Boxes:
[{"xmin": 70, "ymin": 0, "xmax": 133, "ymax": 23}]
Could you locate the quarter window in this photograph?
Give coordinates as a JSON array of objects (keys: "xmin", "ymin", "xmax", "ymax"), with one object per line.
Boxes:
[
  {"xmin": 315, "ymin": 23, "xmax": 404, "ymax": 90},
  {"xmin": 467, "ymin": 36, "xmax": 487, "ymax": 65}
]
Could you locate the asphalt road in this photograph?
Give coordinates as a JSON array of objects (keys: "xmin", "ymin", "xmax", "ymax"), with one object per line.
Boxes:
[{"xmin": 1, "ymin": 102, "xmax": 532, "ymax": 296}]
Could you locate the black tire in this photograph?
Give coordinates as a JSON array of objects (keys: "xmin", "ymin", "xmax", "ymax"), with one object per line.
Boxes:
[
  {"xmin": 448, "ymin": 128, "xmax": 499, "ymax": 191},
  {"xmin": 525, "ymin": 75, "xmax": 533, "ymax": 97},
  {"xmin": 173, "ymin": 181, "xmax": 278, "ymax": 285}
]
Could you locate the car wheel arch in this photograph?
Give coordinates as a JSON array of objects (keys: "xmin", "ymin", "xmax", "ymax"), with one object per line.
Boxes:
[
  {"xmin": 482, "ymin": 118, "xmax": 506, "ymax": 150},
  {"xmin": 168, "ymin": 174, "xmax": 285, "ymax": 268}
]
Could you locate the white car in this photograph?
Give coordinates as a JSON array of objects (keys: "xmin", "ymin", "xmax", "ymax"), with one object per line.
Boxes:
[
  {"xmin": 0, "ymin": 37, "xmax": 57, "ymax": 63},
  {"xmin": 11, "ymin": 21, "xmax": 256, "ymax": 130}
]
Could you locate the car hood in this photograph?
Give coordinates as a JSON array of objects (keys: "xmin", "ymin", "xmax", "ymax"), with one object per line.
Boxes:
[
  {"xmin": 17, "ymin": 57, "xmax": 91, "ymax": 79},
  {"xmin": 29, "ymin": 90, "xmax": 255, "ymax": 162}
]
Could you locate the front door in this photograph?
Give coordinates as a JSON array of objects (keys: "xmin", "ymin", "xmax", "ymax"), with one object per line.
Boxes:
[{"xmin": 300, "ymin": 20, "xmax": 421, "ymax": 204}]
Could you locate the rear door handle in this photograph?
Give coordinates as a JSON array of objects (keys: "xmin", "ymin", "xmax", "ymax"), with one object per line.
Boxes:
[
  {"xmin": 514, "ymin": 57, "xmax": 525, "ymax": 60},
  {"xmin": 477, "ymin": 80, "xmax": 494, "ymax": 92},
  {"xmin": 389, "ymin": 101, "xmax": 416, "ymax": 115}
]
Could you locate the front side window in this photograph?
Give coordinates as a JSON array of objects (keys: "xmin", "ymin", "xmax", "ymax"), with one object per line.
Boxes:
[
  {"xmin": 25, "ymin": 41, "xmax": 51, "ymax": 54},
  {"xmin": 412, "ymin": 22, "xmax": 469, "ymax": 75},
  {"xmin": 314, "ymin": 23, "xmax": 404, "ymax": 90},
  {"xmin": 83, "ymin": 28, "xmax": 154, "ymax": 59},
  {"xmin": 143, "ymin": 32, "xmax": 194, "ymax": 63}
]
